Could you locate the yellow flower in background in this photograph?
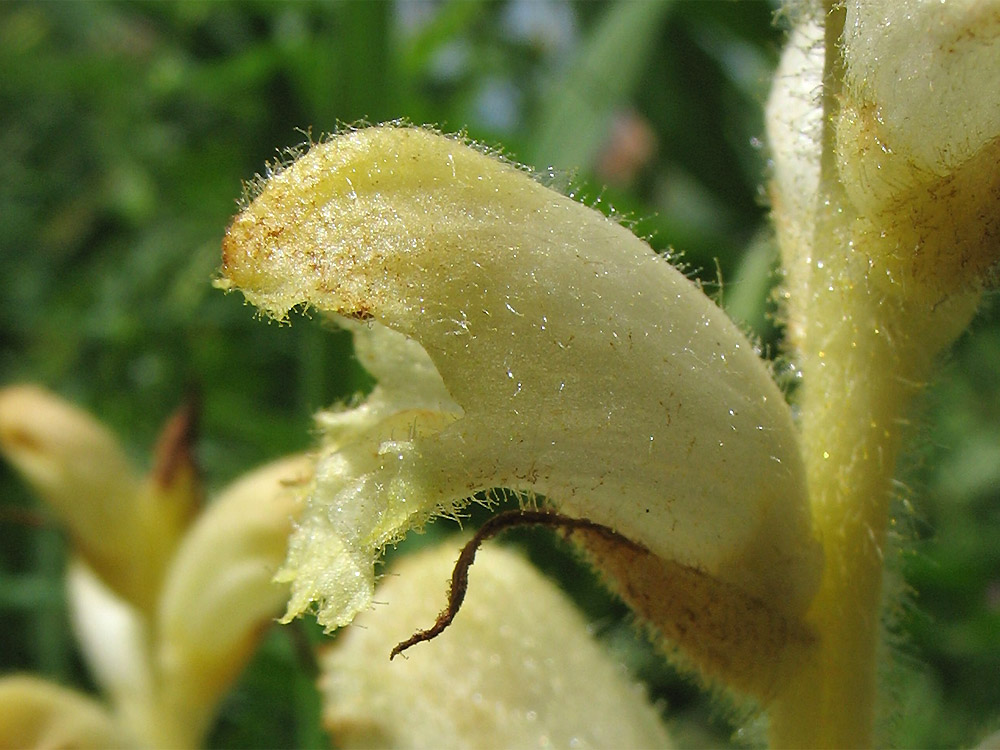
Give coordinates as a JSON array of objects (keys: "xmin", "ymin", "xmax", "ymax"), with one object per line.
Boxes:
[
  {"xmin": 0, "ymin": 386, "xmax": 309, "ymax": 749},
  {"xmin": 322, "ymin": 541, "xmax": 672, "ymax": 749}
]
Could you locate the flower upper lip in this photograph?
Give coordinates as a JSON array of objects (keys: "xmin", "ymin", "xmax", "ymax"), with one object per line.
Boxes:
[{"xmin": 223, "ymin": 125, "xmax": 823, "ymax": 698}]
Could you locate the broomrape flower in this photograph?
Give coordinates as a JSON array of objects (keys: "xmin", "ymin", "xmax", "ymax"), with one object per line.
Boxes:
[
  {"xmin": 6, "ymin": 0, "xmax": 997, "ymax": 746},
  {"xmin": 217, "ymin": 114, "xmax": 825, "ymax": 748},
  {"xmin": 219, "ymin": 122, "xmax": 824, "ymax": 703},
  {"xmin": 0, "ymin": 386, "xmax": 309, "ymax": 749},
  {"xmin": 219, "ymin": 1, "xmax": 1000, "ymax": 746}
]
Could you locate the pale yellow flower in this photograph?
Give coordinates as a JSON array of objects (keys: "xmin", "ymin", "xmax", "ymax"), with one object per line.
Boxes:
[
  {"xmin": 0, "ymin": 386, "xmax": 309, "ymax": 749},
  {"xmin": 219, "ymin": 124, "xmax": 822, "ymax": 700},
  {"xmin": 322, "ymin": 541, "xmax": 673, "ymax": 749}
]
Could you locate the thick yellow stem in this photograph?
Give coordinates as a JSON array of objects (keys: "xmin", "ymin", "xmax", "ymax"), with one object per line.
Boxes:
[
  {"xmin": 769, "ymin": 207, "xmax": 978, "ymax": 748},
  {"xmin": 766, "ymin": 4, "xmax": 987, "ymax": 741},
  {"xmin": 769, "ymin": 291, "xmax": 908, "ymax": 748}
]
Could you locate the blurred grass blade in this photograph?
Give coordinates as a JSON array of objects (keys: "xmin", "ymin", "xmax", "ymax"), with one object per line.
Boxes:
[
  {"xmin": 723, "ymin": 230, "xmax": 778, "ymax": 340},
  {"xmin": 531, "ymin": 0, "xmax": 673, "ymax": 172}
]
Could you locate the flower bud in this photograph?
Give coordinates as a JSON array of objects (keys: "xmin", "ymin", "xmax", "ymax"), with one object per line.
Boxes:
[
  {"xmin": 321, "ymin": 541, "xmax": 673, "ymax": 749},
  {"xmin": 0, "ymin": 675, "xmax": 127, "ymax": 749}
]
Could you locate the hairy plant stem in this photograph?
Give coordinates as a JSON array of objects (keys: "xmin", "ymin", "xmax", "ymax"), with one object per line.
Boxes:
[
  {"xmin": 769, "ymin": 287, "xmax": 912, "ymax": 748},
  {"xmin": 769, "ymin": 6, "xmax": 885, "ymax": 744},
  {"xmin": 766, "ymin": 2, "xmax": 991, "ymax": 743},
  {"xmin": 771, "ymin": 230, "xmax": 976, "ymax": 749},
  {"xmin": 767, "ymin": 8, "xmax": 980, "ymax": 742}
]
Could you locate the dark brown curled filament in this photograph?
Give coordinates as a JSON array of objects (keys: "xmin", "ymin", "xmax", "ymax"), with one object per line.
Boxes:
[{"xmin": 389, "ymin": 509, "xmax": 638, "ymax": 660}]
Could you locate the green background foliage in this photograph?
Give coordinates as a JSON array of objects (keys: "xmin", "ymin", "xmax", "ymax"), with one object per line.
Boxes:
[{"xmin": 0, "ymin": 2, "xmax": 997, "ymax": 746}]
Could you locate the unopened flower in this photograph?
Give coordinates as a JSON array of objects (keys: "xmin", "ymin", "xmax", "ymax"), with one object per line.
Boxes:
[
  {"xmin": 0, "ymin": 676, "xmax": 127, "ymax": 749},
  {"xmin": 322, "ymin": 541, "xmax": 673, "ymax": 749},
  {"xmin": 0, "ymin": 386, "xmax": 309, "ymax": 749}
]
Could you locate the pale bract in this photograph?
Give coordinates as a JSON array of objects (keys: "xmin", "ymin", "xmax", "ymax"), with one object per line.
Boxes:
[{"xmin": 220, "ymin": 125, "xmax": 821, "ymax": 647}]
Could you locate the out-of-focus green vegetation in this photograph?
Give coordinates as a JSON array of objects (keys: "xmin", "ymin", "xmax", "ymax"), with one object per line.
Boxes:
[{"xmin": 0, "ymin": 2, "xmax": 997, "ymax": 747}]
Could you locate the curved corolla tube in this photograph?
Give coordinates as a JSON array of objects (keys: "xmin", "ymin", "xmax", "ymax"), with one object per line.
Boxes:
[{"xmin": 219, "ymin": 125, "xmax": 821, "ymax": 679}]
